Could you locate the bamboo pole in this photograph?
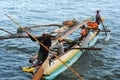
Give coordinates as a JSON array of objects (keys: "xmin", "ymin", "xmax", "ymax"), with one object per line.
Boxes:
[
  {"xmin": 99, "ymin": 30, "xmax": 110, "ymax": 32},
  {"xmin": 23, "ymin": 24, "xmax": 62, "ymax": 29},
  {"xmin": 5, "ymin": 14, "xmax": 84, "ymax": 80},
  {"xmin": 101, "ymin": 19, "xmax": 107, "ymax": 36},
  {"xmin": 0, "ymin": 34, "xmax": 29, "ymax": 40},
  {"xmin": 71, "ymin": 47, "xmax": 102, "ymax": 50},
  {"xmin": 0, "ymin": 27, "xmax": 13, "ymax": 35}
]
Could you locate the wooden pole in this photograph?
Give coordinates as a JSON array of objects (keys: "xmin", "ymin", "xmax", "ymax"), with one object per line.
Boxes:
[
  {"xmin": 71, "ymin": 47, "xmax": 102, "ymax": 50},
  {"xmin": 23, "ymin": 24, "xmax": 62, "ymax": 29},
  {"xmin": 99, "ymin": 30, "xmax": 110, "ymax": 32},
  {"xmin": 5, "ymin": 14, "xmax": 84, "ymax": 80},
  {"xmin": 101, "ymin": 19, "xmax": 107, "ymax": 36},
  {"xmin": 0, "ymin": 27, "xmax": 13, "ymax": 35},
  {"xmin": 32, "ymin": 56, "xmax": 50, "ymax": 80},
  {"xmin": 0, "ymin": 34, "xmax": 29, "ymax": 40}
]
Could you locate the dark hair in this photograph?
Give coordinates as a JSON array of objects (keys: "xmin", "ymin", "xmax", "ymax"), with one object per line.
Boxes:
[
  {"xmin": 97, "ymin": 10, "xmax": 100, "ymax": 12},
  {"xmin": 82, "ymin": 25, "xmax": 85, "ymax": 29}
]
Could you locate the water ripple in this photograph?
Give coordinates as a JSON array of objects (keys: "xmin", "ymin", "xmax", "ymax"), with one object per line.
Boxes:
[{"xmin": 0, "ymin": 0, "xmax": 120, "ymax": 80}]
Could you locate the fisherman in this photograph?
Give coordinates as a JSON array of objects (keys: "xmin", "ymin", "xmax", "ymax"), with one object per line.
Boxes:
[
  {"xmin": 79, "ymin": 25, "xmax": 88, "ymax": 41},
  {"xmin": 50, "ymin": 38, "xmax": 64, "ymax": 59},
  {"xmin": 56, "ymin": 38, "xmax": 64, "ymax": 55},
  {"xmin": 95, "ymin": 10, "xmax": 101, "ymax": 25},
  {"xmin": 28, "ymin": 30, "xmax": 51, "ymax": 66}
]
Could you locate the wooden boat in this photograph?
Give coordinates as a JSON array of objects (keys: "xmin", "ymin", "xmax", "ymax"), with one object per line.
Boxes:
[
  {"xmin": 23, "ymin": 17, "xmax": 93, "ymax": 66},
  {"xmin": 41, "ymin": 26, "xmax": 101, "ymax": 80},
  {"xmin": 22, "ymin": 17, "xmax": 107, "ymax": 80}
]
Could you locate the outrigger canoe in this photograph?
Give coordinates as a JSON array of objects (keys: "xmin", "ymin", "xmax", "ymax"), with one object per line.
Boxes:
[
  {"xmin": 40, "ymin": 27, "xmax": 101, "ymax": 80},
  {"xmin": 22, "ymin": 17, "xmax": 108, "ymax": 80},
  {"xmin": 23, "ymin": 17, "xmax": 93, "ymax": 67}
]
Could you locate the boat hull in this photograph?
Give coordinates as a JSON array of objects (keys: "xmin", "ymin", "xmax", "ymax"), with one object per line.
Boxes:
[
  {"xmin": 43, "ymin": 27, "xmax": 100, "ymax": 80},
  {"xmin": 44, "ymin": 50, "xmax": 82, "ymax": 80}
]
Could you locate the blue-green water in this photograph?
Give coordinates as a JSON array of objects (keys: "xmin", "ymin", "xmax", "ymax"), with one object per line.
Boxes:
[{"xmin": 0, "ymin": 0, "xmax": 120, "ymax": 80}]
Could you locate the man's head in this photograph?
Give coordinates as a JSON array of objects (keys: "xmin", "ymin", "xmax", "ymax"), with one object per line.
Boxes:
[
  {"xmin": 42, "ymin": 30, "xmax": 48, "ymax": 38},
  {"xmin": 96, "ymin": 10, "xmax": 100, "ymax": 13},
  {"xmin": 57, "ymin": 38, "xmax": 63, "ymax": 42},
  {"xmin": 81, "ymin": 25, "xmax": 85, "ymax": 29}
]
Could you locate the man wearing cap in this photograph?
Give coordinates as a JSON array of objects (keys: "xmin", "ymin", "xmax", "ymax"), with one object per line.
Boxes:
[
  {"xmin": 95, "ymin": 10, "xmax": 101, "ymax": 25},
  {"xmin": 28, "ymin": 30, "xmax": 51, "ymax": 66}
]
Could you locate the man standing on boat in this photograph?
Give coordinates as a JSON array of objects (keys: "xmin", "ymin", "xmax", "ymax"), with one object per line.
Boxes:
[
  {"xmin": 28, "ymin": 30, "xmax": 51, "ymax": 66},
  {"xmin": 95, "ymin": 10, "xmax": 102, "ymax": 25}
]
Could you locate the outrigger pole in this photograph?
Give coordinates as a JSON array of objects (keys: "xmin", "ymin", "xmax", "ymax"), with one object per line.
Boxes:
[
  {"xmin": 101, "ymin": 19, "xmax": 107, "ymax": 36},
  {"xmin": 5, "ymin": 14, "xmax": 84, "ymax": 80},
  {"xmin": 0, "ymin": 28, "xmax": 13, "ymax": 35},
  {"xmin": 71, "ymin": 47, "xmax": 102, "ymax": 50}
]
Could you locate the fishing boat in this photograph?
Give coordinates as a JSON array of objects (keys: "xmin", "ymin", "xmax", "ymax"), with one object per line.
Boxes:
[
  {"xmin": 41, "ymin": 27, "xmax": 101, "ymax": 80},
  {"xmin": 22, "ymin": 17, "xmax": 93, "ymax": 67},
  {"xmin": 22, "ymin": 17, "xmax": 109, "ymax": 80}
]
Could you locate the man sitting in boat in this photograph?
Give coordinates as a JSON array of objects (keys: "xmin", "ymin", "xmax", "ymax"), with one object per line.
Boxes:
[
  {"xmin": 50, "ymin": 38, "xmax": 64, "ymax": 59},
  {"xmin": 28, "ymin": 30, "xmax": 52, "ymax": 67},
  {"xmin": 56, "ymin": 38, "xmax": 64, "ymax": 55},
  {"xmin": 79, "ymin": 25, "xmax": 89, "ymax": 41}
]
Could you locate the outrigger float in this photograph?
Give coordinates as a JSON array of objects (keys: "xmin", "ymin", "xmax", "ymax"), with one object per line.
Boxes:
[{"xmin": 22, "ymin": 17, "xmax": 110, "ymax": 80}]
